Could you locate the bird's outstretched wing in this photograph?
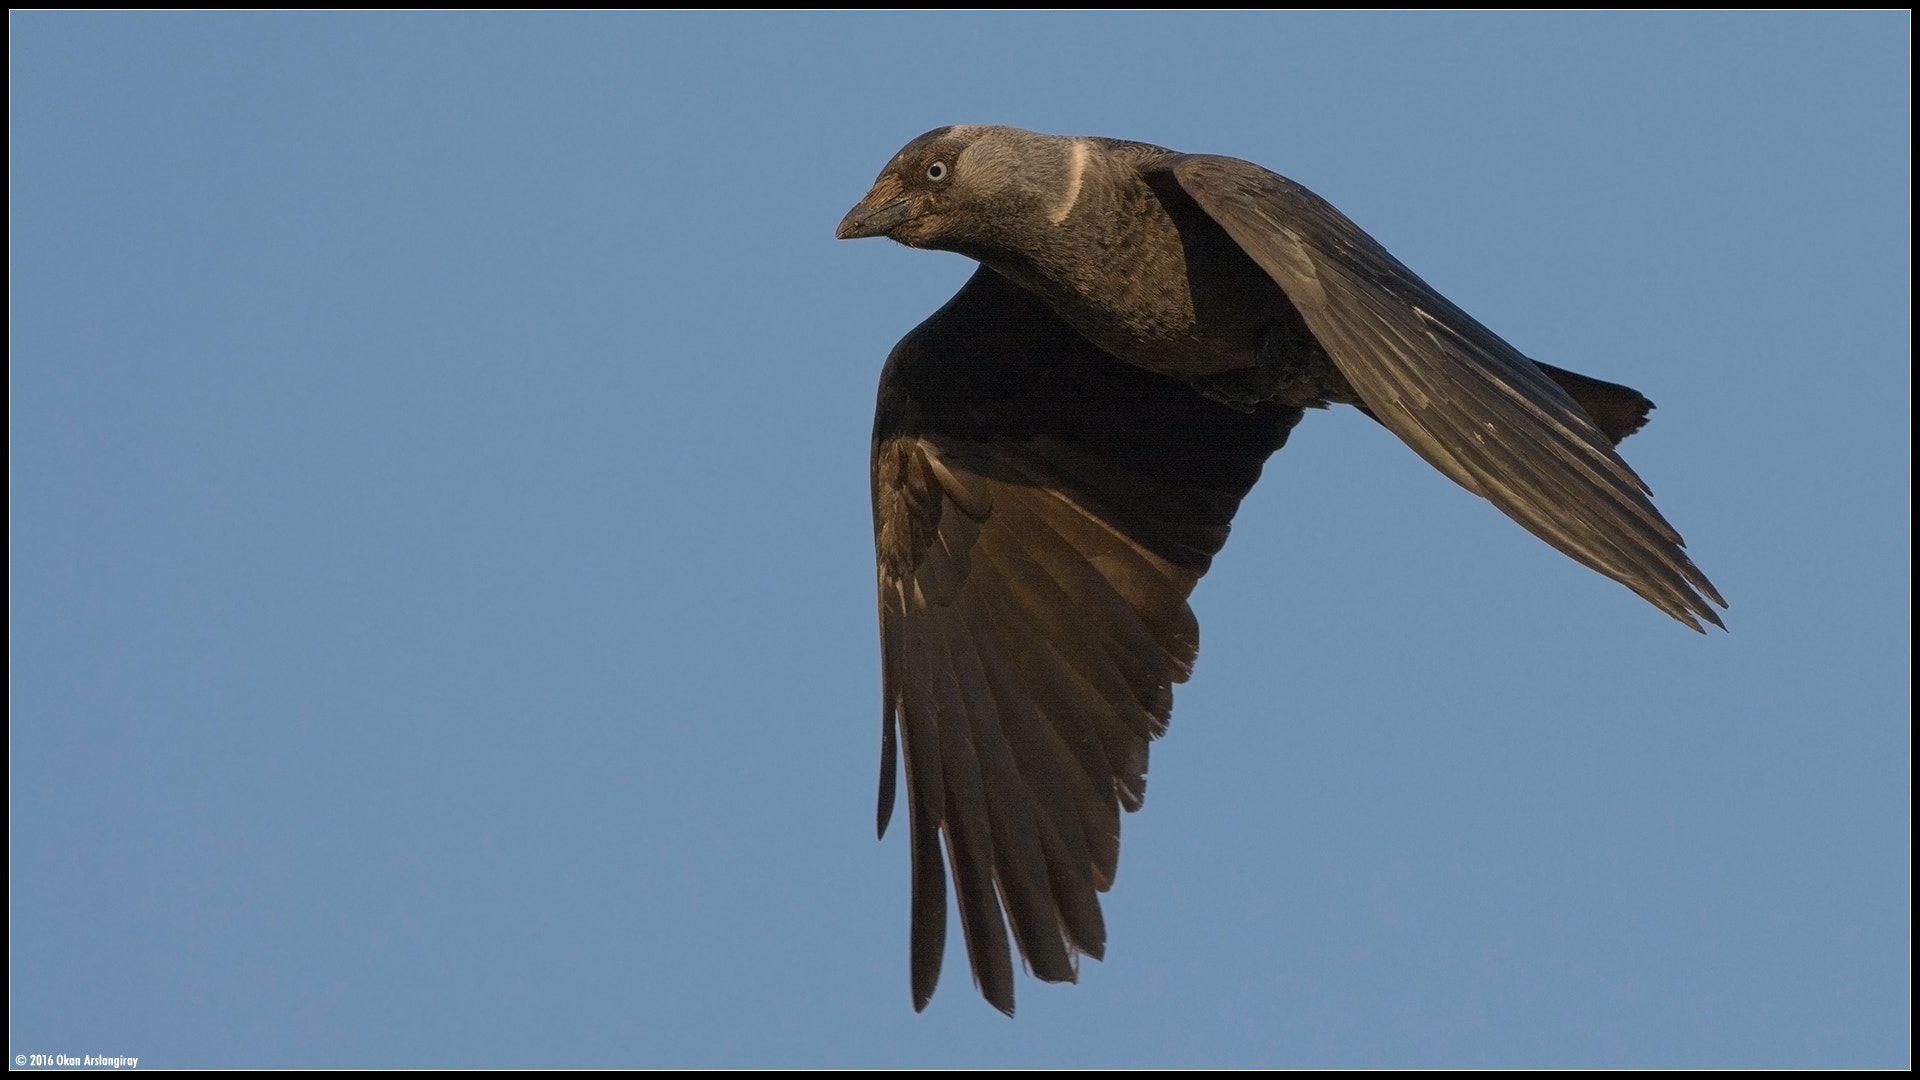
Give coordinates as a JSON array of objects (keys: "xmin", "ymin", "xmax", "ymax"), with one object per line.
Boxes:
[
  {"xmin": 1169, "ymin": 156, "xmax": 1726, "ymax": 630},
  {"xmin": 872, "ymin": 265, "xmax": 1301, "ymax": 1014}
]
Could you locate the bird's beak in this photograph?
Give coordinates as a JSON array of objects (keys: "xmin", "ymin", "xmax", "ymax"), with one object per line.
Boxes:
[{"xmin": 837, "ymin": 187, "xmax": 915, "ymax": 240}]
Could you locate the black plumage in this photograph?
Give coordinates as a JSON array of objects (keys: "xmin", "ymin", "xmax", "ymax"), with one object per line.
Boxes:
[{"xmin": 838, "ymin": 126, "xmax": 1724, "ymax": 1015}]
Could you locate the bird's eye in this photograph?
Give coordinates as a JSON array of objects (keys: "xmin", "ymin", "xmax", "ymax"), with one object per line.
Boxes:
[{"xmin": 926, "ymin": 162, "xmax": 948, "ymax": 182}]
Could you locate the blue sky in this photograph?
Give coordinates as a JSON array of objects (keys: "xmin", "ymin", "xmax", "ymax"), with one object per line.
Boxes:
[{"xmin": 11, "ymin": 13, "xmax": 1908, "ymax": 1067}]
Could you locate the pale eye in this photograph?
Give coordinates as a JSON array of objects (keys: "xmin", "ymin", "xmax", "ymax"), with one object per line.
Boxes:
[{"xmin": 926, "ymin": 161, "xmax": 948, "ymax": 182}]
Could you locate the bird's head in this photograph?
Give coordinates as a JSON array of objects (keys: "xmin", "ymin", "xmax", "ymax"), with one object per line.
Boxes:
[{"xmin": 836, "ymin": 126, "xmax": 1089, "ymax": 255}]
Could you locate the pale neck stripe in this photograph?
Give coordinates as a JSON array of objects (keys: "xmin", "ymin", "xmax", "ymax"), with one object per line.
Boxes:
[{"xmin": 1049, "ymin": 139, "xmax": 1089, "ymax": 225}]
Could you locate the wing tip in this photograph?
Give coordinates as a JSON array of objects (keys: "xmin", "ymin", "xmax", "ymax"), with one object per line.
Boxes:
[
  {"xmin": 1659, "ymin": 578, "xmax": 1728, "ymax": 634},
  {"xmin": 1689, "ymin": 598, "xmax": 1729, "ymax": 635}
]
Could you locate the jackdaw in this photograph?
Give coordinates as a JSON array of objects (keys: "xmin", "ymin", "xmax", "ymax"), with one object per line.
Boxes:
[{"xmin": 836, "ymin": 125, "xmax": 1724, "ymax": 1015}]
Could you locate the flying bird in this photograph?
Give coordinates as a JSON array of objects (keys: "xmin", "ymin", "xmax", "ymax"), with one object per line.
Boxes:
[{"xmin": 836, "ymin": 125, "xmax": 1725, "ymax": 1016}]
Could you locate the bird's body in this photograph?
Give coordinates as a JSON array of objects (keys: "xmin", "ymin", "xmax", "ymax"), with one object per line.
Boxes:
[{"xmin": 838, "ymin": 125, "xmax": 1723, "ymax": 1016}]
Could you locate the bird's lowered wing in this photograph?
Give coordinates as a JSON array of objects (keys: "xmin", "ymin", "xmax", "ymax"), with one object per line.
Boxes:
[
  {"xmin": 1169, "ymin": 156, "xmax": 1725, "ymax": 630},
  {"xmin": 872, "ymin": 265, "xmax": 1301, "ymax": 1014}
]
